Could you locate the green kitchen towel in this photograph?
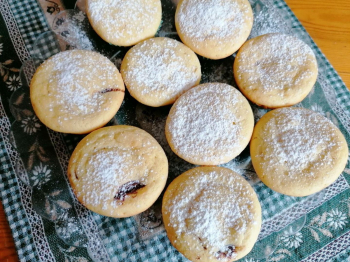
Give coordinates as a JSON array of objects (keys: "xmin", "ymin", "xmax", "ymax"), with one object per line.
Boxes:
[{"xmin": 0, "ymin": 0, "xmax": 350, "ymax": 261}]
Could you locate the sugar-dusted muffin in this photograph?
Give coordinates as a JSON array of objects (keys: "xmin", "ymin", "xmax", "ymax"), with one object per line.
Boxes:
[
  {"xmin": 234, "ymin": 33, "xmax": 318, "ymax": 108},
  {"xmin": 251, "ymin": 107, "xmax": 348, "ymax": 196},
  {"xmin": 121, "ymin": 37, "xmax": 201, "ymax": 107},
  {"xmin": 175, "ymin": 0, "xmax": 253, "ymax": 59},
  {"xmin": 162, "ymin": 166, "xmax": 262, "ymax": 262},
  {"xmin": 86, "ymin": 0, "xmax": 162, "ymax": 46},
  {"xmin": 30, "ymin": 50, "xmax": 125, "ymax": 134},
  {"xmin": 68, "ymin": 125, "xmax": 168, "ymax": 218},
  {"xmin": 165, "ymin": 83, "xmax": 254, "ymax": 165}
]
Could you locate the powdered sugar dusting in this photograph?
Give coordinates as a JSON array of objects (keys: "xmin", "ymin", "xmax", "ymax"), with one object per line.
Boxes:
[
  {"xmin": 165, "ymin": 170, "xmax": 256, "ymax": 257},
  {"xmin": 123, "ymin": 38, "xmax": 200, "ymax": 103},
  {"xmin": 236, "ymin": 34, "xmax": 317, "ymax": 95},
  {"xmin": 52, "ymin": 10, "xmax": 94, "ymax": 51},
  {"xmin": 77, "ymin": 148, "xmax": 148, "ymax": 210},
  {"xmin": 167, "ymin": 83, "xmax": 242, "ymax": 164},
  {"xmin": 258, "ymin": 108, "xmax": 339, "ymax": 178},
  {"xmin": 177, "ymin": 0, "xmax": 250, "ymax": 44},
  {"xmin": 87, "ymin": 0, "xmax": 159, "ymax": 43},
  {"xmin": 135, "ymin": 104, "xmax": 195, "ymax": 176},
  {"xmin": 248, "ymin": 0, "xmax": 292, "ymax": 39},
  {"xmin": 46, "ymin": 50, "xmax": 120, "ymax": 121}
]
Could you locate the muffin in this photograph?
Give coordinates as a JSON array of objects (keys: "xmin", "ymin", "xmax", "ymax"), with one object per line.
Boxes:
[
  {"xmin": 121, "ymin": 37, "xmax": 201, "ymax": 107},
  {"xmin": 68, "ymin": 125, "xmax": 168, "ymax": 217},
  {"xmin": 162, "ymin": 166, "xmax": 262, "ymax": 261},
  {"xmin": 250, "ymin": 107, "xmax": 348, "ymax": 196},
  {"xmin": 175, "ymin": 0, "xmax": 253, "ymax": 59},
  {"xmin": 234, "ymin": 33, "xmax": 318, "ymax": 108},
  {"xmin": 165, "ymin": 83, "xmax": 254, "ymax": 165},
  {"xmin": 30, "ymin": 50, "xmax": 124, "ymax": 134},
  {"xmin": 86, "ymin": 0, "xmax": 162, "ymax": 46}
]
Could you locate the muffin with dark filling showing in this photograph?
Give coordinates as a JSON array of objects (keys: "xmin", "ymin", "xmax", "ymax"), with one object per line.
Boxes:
[
  {"xmin": 68, "ymin": 125, "xmax": 168, "ymax": 218},
  {"xmin": 162, "ymin": 166, "xmax": 261, "ymax": 262}
]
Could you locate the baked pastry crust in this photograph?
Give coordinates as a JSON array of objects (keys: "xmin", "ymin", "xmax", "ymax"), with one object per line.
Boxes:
[
  {"xmin": 165, "ymin": 83, "xmax": 254, "ymax": 165},
  {"xmin": 175, "ymin": 0, "xmax": 253, "ymax": 59},
  {"xmin": 86, "ymin": 0, "xmax": 162, "ymax": 46},
  {"xmin": 68, "ymin": 125, "xmax": 168, "ymax": 218},
  {"xmin": 121, "ymin": 37, "xmax": 201, "ymax": 107},
  {"xmin": 162, "ymin": 166, "xmax": 262, "ymax": 261},
  {"xmin": 251, "ymin": 107, "xmax": 348, "ymax": 196},
  {"xmin": 30, "ymin": 50, "xmax": 124, "ymax": 134},
  {"xmin": 234, "ymin": 33, "xmax": 318, "ymax": 108}
]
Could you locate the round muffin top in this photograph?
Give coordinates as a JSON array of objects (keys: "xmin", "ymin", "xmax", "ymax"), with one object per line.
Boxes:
[
  {"xmin": 121, "ymin": 37, "xmax": 201, "ymax": 107},
  {"xmin": 86, "ymin": 0, "xmax": 162, "ymax": 46},
  {"xmin": 162, "ymin": 166, "xmax": 261, "ymax": 262},
  {"xmin": 251, "ymin": 107, "xmax": 348, "ymax": 196},
  {"xmin": 165, "ymin": 83, "xmax": 254, "ymax": 165},
  {"xmin": 234, "ymin": 33, "xmax": 318, "ymax": 108},
  {"xmin": 68, "ymin": 125, "xmax": 168, "ymax": 218},
  {"xmin": 175, "ymin": 0, "xmax": 253, "ymax": 59},
  {"xmin": 30, "ymin": 50, "xmax": 125, "ymax": 134}
]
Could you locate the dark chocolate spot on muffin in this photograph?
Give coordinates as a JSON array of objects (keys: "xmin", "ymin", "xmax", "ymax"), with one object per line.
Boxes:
[
  {"xmin": 197, "ymin": 237, "xmax": 207, "ymax": 250},
  {"xmin": 114, "ymin": 181, "xmax": 145, "ymax": 201},
  {"xmin": 215, "ymin": 245, "xmax": 236, "ymax": 260},
  {"xmin": 100, "ymin": 88, "xmax": 125, "ymax": 94}
]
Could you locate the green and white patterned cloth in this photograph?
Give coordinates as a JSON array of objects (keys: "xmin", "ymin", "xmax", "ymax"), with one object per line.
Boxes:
[{"xmin": 0, "ymin": 0, "xmax": 350, "ymax": 261}]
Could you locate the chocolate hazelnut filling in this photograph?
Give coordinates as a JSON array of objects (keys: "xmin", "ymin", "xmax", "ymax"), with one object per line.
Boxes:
[
  {"xmin": 100, "ymin": 88, "xmax": 125, "ymax": 94},
  {"xmin": 215, "ymin": 245, "xmax": 236, "ymax": 260},
  {"xmin": 114, "ymin": 181, "xmax": 145, "ymax": 201},
  {"xmin": 197, "ymin": 237, "xmax": 207, "ymax": 250}
]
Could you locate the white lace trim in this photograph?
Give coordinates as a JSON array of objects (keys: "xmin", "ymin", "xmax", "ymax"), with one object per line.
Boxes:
[
  {"xmin": 37, "ymin": 0, "xmax": 112, "ymax": 259},
  {"xmin": 0, "ymin": 0, "xmax": 111, "ymax": 260},
  {"xmin": 0, "ymin": 0, "xmax": 349, "ymax": 261},
  {"xmin": 301, "ymin": 230, "xmax": 350, "ymax": 261},
  {"xmin": 318, "ymin": 74, "xmax": 350, "ymax": 135},
  {"xmin": 0, "ymin": 0, "xmax": 31, "ymax": 63},
  {"xmin": 259, "ymin": 176, "xmax": 349, "ymax": 240},
  {"xmin": 0, "ymin": 106, "xmax": 55, "ymax": 261},
  {"xmin": 0, "ymin": 0, "xmax": 55, "ymax": 261},
  {"xmin": 47, "ymin": 129, "xmax": 111, "ymax": 262}
]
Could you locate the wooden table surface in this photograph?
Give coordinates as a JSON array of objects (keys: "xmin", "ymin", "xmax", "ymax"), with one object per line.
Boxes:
[{"xmin": 0, "ymin": 0, "xmax": 350, "ymax": 261}]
